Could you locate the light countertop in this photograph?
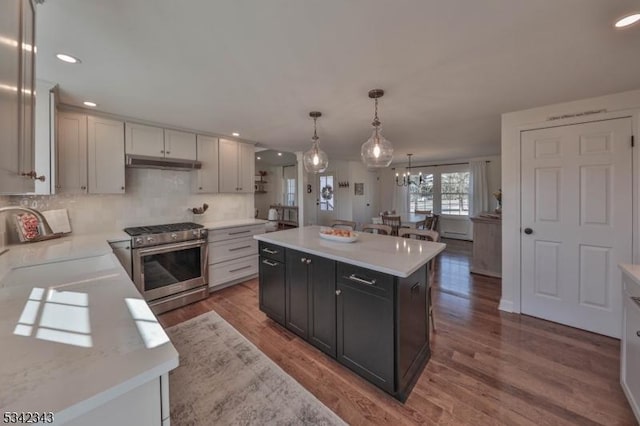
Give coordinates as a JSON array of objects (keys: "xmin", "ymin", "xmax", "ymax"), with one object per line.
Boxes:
[
  {"xmin": 0, "ymin": 233, "xmax": 178, "ymax": 423},
  {"xmin": 620, "ymin": 264, "xmax": 640, "ymax": 288},
  {"xmin": 198, "ymin": 218, "xmax": 267, "ymax": 230},
  {"xmin": 255, "ymin": 226, "xmax": 446, "ymax": 278}
]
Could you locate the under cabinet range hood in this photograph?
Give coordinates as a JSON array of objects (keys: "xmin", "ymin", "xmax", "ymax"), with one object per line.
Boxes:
[{"xmin": 125, "ymin": 154, "xmax": 202, "ymax": 171}]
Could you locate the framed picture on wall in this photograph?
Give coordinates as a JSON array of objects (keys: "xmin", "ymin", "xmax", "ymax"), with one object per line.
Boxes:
[{"xmin": 354, "ymin": 183, "xmax": 364, "ymax": 196}]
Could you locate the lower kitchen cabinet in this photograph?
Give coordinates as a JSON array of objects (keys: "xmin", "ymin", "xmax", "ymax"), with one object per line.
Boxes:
[
  {"xmin": 285, "ymin": 249, "xmax": 336, "ymax": 357},
  {"xmin": 257, "ymin": 242, "xmax": 431, "ymax": 401}
]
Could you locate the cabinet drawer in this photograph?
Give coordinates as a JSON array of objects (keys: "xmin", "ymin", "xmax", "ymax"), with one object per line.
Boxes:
[
  {"xmin": 337, "ymin": 262, "xmax": 394, "ymax": 300},
  {"xmin": 208, "ymin": 224, "xmax": 265, "ymax": 243},
  {"xmin": 259, "ymin": 242, "xmax": 285, "ymax": 263},
  {"xmin": 209, "ymin": 255, "xmax": 258, "ymax": 288},
  {"xmin": 210, "ymin": 237, "xmax": 257, "ymax": 264}
]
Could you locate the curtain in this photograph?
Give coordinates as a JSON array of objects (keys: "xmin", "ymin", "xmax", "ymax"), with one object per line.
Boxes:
[
  {"xmin": 469, "ymin": 160, "xmax": 489, "ymax": 217},
  {"xmin": 392, "ymin": 183, "xmax": 409, "ymax": 217}
]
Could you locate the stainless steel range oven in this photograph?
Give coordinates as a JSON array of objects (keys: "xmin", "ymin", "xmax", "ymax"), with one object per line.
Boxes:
[{"xmin": 125, "ymin": 222, "xmax": 209, "ymax": 314}]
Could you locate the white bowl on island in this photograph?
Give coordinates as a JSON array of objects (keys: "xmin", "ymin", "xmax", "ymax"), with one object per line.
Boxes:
[{"xmin": 318, "ymin": 227, "xmax": 359, "ymax": 243}]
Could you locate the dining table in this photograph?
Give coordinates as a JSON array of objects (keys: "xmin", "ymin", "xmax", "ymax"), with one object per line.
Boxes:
[{"xmin": 372, "ymin": 213, "xmax": 430, "ymax": 229}]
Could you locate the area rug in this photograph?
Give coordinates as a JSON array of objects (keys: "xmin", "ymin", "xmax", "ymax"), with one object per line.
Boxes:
[{"xmin": 166, "ymin": 310, "xmax": 346, "ymax": 426}]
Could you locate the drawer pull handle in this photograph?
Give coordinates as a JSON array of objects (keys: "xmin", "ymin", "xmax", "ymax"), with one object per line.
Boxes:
[
  {"xmin": 410, "ymin": 282, "xmax": 420, "ymax": 293},
  {"xmin": 228, "ymin": 230, "xmax": 251, "ymax": 235},
  {"xmin": 262, "ymin": 248, "xmax": 278, "ymax": 254},
  {"xmin": 632, "ymin": 297, "xmax": 640, "ymax": 308},
  {"xmin": 300, "ymin": 257, "xmax": 307, "ymax": 263},
  {"xmin": 229, "ymin": 265, "xmax": 252, "ymax": 273},
  {"xmin": 262, "ymin": 259, "xmax": 278, "ymax": 267},
  {"xmin": 306, "ymin": 258, "xmax": 312, "ymax": 264},
  {"xmin": 229, "ymin": 245, "xmax": 251, "ymax": 252},
  {"xmin": 346, "ymin": 274, "xmax": 377, "ymax": 286}
]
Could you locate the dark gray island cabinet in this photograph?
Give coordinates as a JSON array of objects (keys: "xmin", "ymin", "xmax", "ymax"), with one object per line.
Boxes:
[{"xmin": 256, "ymin": 227, "xmax": 445, "ymax": 401}]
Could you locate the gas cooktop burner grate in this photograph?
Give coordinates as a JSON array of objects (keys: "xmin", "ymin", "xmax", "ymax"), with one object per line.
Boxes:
[{"xmin": 124, "ymin": 222, "xmax": 204, "ymax": 236}]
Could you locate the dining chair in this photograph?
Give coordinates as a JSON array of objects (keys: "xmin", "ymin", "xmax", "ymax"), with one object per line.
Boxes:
[
  {"xmin": 425, "ymin": 214, "xmax": 440, "ymax": 231},
  {"xmin": 398, "ymin": 228, "xmax": 440, "ymax": 333},
  {"xmin": 381, "ymin": 215, "xmax": 401, "ymax": 236},
  {"xmin": 330, "ymin": 220, "xmax": 357, "ymax": 231},
  {"xmin": 414, "ymin": 210, "xmax": 432, "ymax": 230},
  {"xmin": 414, "ymin": 209, "xmax": 432, "ymax": 215},
  {"xmin": 361, "ymin": 224, "xmax": 392, "ymax": 235}
]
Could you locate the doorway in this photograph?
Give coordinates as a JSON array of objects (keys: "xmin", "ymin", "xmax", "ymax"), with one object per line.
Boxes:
[{"xmin": 317, "ymin": 173, "xmax": 336, "ymax": 226}]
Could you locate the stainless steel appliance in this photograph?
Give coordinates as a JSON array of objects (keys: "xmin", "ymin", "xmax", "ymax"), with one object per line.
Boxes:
[{"xmin": 124, "ymin": 222, "xmax": 208, "ymax": 314}]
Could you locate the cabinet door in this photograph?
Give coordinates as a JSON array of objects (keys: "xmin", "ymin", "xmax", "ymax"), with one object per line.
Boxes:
[
  {"xmin": 285, "ymin": 249, "xmax": 309, "ymax": 339},
  {"xmin": 259, "ymin": 257, "xmax": 286, "ymax": 325},
  {"xmin": 336, "ymin": 269, "xmax": 394, "ymax": 393},
  {"xmin": 88, "ymin": 116, "xmax": 125, "ymax": 194},
  {"xmin": 308, "ymin": 255, "xmax": 336, "ymax": 357},
  {"xmin": 125, "ymin": 123, "xmax": 164, "ymax": 157},
  {"xmin": 193, "ymin": 135, "xmax": 218, "ymax": 193},
  {"xmin": 218, "ymin": 138, "xmax": 239, "ymax": 193},
  {"xmin": 57, "ymin": 112, "xmax": 88, "ymax": 194},
  {"xmin": 238, "ymin": 142, "xmax": 255, "ymax": 193},
  {"xmin": 623, "ymin": 296, "xmax": 640, "ymax": 412},
  {"xmin": 34, "ymin": 81, "xmax": 56, "ymax": 194},
  {"xmin": 0, "ymin": 0, "xmax": 33, "ymax": 194},
  {"xmin": 164, "ymin": 129, "xmax": 196, "ymax": 160}
]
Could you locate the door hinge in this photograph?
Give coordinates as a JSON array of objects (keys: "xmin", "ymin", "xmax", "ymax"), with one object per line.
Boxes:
[{"xmin": 632, "ymin": 135, "xmax": 635, "ymax": 147}]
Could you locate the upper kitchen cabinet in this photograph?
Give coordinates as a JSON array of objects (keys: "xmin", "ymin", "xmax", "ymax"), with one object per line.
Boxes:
[
  {"xmin": 218, "ymin": 139, "xmax": 255, "ymax": 193},
  {"xmin": 164, "ymin": 129, "xmax": 196, "ymax": 160},
  {"xmin": 58, "ymin": 111, "xmax": 125, "ymax": 194},
  {"xmin": 125, "ymin": 124, "xmax": 197, "ymax": 161},
  {"xmin": 193, "ymin": 135, "xmax": 219, "ymax": 193},
  {"xmin": 125, "ymin": 123, "xmax": 164, "ymax": 157},
  {"xmin": 88, "ymin": 116, "xmax": 125, "ymax": 194},
  {"xmin": 0, "ymin": 0, "xmax": 36, "ymax": 194},
  {"xmin": 33, "ymin": 80, "xmax": 58, "ymax": 194},
  {"xmin": 57, "ymin": 111, "xmax": 88, "ymax": 194}
]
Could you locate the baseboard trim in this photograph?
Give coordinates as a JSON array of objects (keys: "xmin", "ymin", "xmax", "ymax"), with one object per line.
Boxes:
[{"xmin": 498, "ymin": 298, "xmax": 514, "ymax": 313}]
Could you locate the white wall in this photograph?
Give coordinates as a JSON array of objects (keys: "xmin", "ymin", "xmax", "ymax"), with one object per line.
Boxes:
[
  {"xmin": 0, "ymin": 168, "xmax": 254, "ymax": 245},
  {"xmin": 501, "ymin": 88, "xmax": 640, "ymax": 314},
  {"xmin": 378, "ymin": 155, "xmax": 502, "ymax": 240}
]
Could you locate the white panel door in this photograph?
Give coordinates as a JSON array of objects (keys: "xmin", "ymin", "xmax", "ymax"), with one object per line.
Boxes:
[
  {"xmin": 57, "ymin": 111, "xmax": 87, "ymax": 194},
  {"xmin": 193, "ymin": 135, "xmax": 219, "ymax": 193},
  {"xmin": 87, "ymin": 116, "xmax": 125, "ymax": 194},
  {"xmin": 164, "ymin": 129, "xmax": 196, "ymax": 160},
  {"xmin": 218, "ymin": 138, "xmax": 239, "ymax": 193},
  {"xmin": 521, "ymin": 118, "xmax": 633, "ymax": 338},
  {"xmin": 125, "ymin": 123, "xmax": 164, "ymax": 157}
]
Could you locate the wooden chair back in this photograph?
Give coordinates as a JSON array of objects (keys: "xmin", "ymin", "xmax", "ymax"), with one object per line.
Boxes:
[
  {"xmin": 330, "ymin": 220, "xmax": 357, "ymax": 231},
  {"xmin": 398, "ymin": 229, "xmax": 440, "ymax": 242},
  {"xmin": 425, "ymin": 214, "xmax": 440, "ymax": 231},
  {"xmin": 415, "ymin": 209, "xmax": 432, "ymax": 215},
  {"xmin": 381, "ymin": 215, "xmax": 401, "ymax": 236},
  {"xmin": 361, "ymin": 224, "xmax": 392, "ymax": 235}
]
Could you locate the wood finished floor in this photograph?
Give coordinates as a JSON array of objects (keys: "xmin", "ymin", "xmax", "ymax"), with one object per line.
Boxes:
[{"xmin": 159, "ymin": 238, "xmax": 636, "ymax": 425}]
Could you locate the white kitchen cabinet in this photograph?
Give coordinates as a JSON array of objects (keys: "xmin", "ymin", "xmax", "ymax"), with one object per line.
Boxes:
[
  {"xmin": 165, "ymin": 129, "xmax": 196, "ymax": 160},
  {"xmin": 218, "ymin": 138, "xmax": 255, "ymax": 193},
  {"xmin": 33, "ymin": 80, "xmax": 57, "ymax": 194},
  {"xmin": 125, "ymin": 122, "xmax": 165, "ymax": 157},
  {"xmin": 193, "ymin": 134, "xmax": 219, "ymax": 193},
  {"xmin": 88, "ymin": 116, "xmax": 125, "ymax": 194},
  {"xmin": 621, "ymin": 266, "xmax": 640, "ymax": 422},
  {"xmin": 0, "ymin": 0, "xmax": 36, "ymax": 194},
  {"xmin": 57, "ymin": 111, "xmax": 88, "ymax": 194}
]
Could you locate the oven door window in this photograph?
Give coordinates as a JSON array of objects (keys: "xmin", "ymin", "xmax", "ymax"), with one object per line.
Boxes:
[{"xmin": 142, "ymin": 246, "xmax": 202, "ymax": 292}]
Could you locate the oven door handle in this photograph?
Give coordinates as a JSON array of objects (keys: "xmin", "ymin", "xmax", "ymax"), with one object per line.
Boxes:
[{"xmin": 135, "ymin": 239, "xmax": 207, "ymax": 256}]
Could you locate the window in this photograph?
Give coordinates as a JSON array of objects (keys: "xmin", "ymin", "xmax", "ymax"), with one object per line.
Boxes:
[
  {"xmin": 408, "ymin": 169, "xmax": 470, "ymax": 216},
  {"xmin": 319, "ymin": 175, "xmax": 334, "ymax": 211},
  {"xmin": 285, "ymin": 178, "xmax": 296, "ymax": 206},
  {"xmin": 409, "ymin": 173, "xmax": 434, "ymax": 213},
  {"xmin": 440, "ymin": 172, "xmax": 469, "ymax": 215}
]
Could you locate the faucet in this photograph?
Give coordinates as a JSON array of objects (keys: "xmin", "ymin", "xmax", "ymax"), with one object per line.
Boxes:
[{"xmin": 0, "ymin": 206, "xmax": 56, "ymax": 240}]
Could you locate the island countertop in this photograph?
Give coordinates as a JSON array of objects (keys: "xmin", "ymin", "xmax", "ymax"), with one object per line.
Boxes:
[{"xmin": 254, "ymin": 226, "xmax": 446, "ymax": 278}]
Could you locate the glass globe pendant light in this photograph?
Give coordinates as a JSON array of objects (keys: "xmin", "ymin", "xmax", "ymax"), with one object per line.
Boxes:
[
  {"xmin": 302, "ymin": 111, "xmax": 329, "ymax": 174},
  {"xmin": 361, "ymin": 89, "xmax": 393, "ymax": 168}
]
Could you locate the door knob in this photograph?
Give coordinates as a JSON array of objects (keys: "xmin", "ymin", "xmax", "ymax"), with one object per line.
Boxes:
[
  {"xmin": 306, "ymin": 259, "xmax": 312, "ymax": 264},
  {"xmin": 524, "ymin": 228, "xmax": 533, "ymax": 235}
]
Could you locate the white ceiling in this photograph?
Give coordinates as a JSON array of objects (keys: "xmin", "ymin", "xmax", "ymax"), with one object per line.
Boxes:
[{"xmin": 36, "ymin": 0, "xmax": 640, "ymax": 163}]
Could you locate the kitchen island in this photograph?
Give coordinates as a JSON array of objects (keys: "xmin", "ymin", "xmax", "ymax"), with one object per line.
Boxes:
[{"xmin": 254, "ymin": 226, "xmax": 446, "ymax": 401}]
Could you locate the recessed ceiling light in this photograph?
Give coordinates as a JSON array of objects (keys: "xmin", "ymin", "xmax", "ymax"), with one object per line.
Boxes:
[
  {"xmin": 83, "ymin": 101, "xmax": 97, "ymax": 107},
  {"xmin": 277, "ymin": 152, "xmax": 282, "ymax": 156},
  {"xmin": 56, "ymin": 53, "xmax": 81, "ymax": 64},
  {"xmin": 232, "ymin": 132, "xmax": 240, "ymax": 137},
  {"xmin": 615, "ymin": 13, "xmax": 640, "ymax": 28},
  {"xmin": 257, "ymin": 156, "xmax": 261, "ymax": 160}
]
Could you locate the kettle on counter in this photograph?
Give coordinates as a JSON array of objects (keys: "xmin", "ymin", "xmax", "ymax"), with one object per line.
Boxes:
[{"xmin": 268, "ymin": 208, "xmax": 279, "ymax": 221}]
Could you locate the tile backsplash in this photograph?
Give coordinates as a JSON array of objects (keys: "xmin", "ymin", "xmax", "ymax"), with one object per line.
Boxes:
[{"xmin": 0, "ymin": 168, "xmax": 254, "ymax": 244}]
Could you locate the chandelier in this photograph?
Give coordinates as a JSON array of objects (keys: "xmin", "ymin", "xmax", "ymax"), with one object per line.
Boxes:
[
  {"xmin": 395, "ymin": 154, "xmax": 424, "ymax": 187},
  {"xmin": 302, "ymin": 111, "xmax": 329, "ymax": 174},
  {"xmin": 361, "ymin": 89, "xmax": 393, "ymax": 168}
]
